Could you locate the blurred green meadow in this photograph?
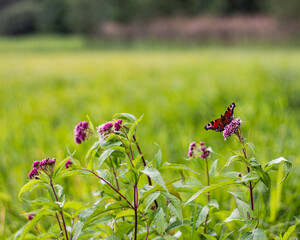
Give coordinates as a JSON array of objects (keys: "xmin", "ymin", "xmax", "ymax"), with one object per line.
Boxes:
[{"xmin": 1, "ymin": 36, "xmax": 300, "ymax": 238}]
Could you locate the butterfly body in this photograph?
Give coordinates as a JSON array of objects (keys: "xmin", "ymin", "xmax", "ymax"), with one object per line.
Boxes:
[{"xmin": 204, "ymin": 103, "xmax": 236, "ymax": 132}]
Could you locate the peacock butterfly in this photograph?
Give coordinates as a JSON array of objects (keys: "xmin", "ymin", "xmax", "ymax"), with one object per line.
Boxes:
[{"xmin": 204, "ymin": 103, "xmax": 236, "ymax": 132}]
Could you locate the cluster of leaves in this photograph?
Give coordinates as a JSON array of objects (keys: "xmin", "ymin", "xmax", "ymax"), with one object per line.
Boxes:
[{"xmin": 15, "ymin": 113, "xmax": 297, "ymax": 239}]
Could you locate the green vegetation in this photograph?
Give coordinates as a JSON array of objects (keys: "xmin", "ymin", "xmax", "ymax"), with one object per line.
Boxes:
[{"xmin": 0, "ymin": 37, "xmax": 300, "ymax": 238}]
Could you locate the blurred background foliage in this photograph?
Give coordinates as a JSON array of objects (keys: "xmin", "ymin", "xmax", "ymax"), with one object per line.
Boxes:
[{"xmin": 0, "ymin": 0, "xmax": 299, "ymax": 35}]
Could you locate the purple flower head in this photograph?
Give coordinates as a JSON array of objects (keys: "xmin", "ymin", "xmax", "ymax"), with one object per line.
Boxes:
[
  {"xmin": 48, "ymin": 158, "xmax": 56, "ymax": 165},
  {"xmin": 28, "ymin": 213, "xmax": 35, "ymax": 221},
  {"xmin": 65, "ymin": 160, "xmax": 72, "ymax": 169},
  {"xmin": 237, "ymin": 172, "xmax": 242, "ymax": 178},
  {"xmin": 223, "ymin": 118, "xmax": 242, "ymax": 140},
  {"xmin": 40, "ymin": 158, "xmax": 49, "ymax": 166},
  {"xmin": 28, "ymin": 168, "xmax": 38, "ymax": 179},
  {"xmin": 97, "ymin": 121, "xmax": 113, "ymax": 136},
  {"xmin": 114, "ymin": 119, "xmax": 123, "ymax": 131},
  {"xmin": 200, "ymin": 142, "xmax": 205, "ymax": 146},
  {"xmin": 32, "ymin": 161, "xmax": 40, "ymax": 168},
  {"xmin": 74, "ymin": 121, "xmax": 89, "ymax": 144},
  {"xmin": 188, "ymin": 141, "xmax": 197, "ymax": 158},
  {"xmin": 200, "ymin": 142, "xmax": 210, "ymax": 159}
]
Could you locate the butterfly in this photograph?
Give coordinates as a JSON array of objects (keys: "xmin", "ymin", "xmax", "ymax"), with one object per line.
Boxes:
[{"xmin": 204, "ymin": 103, "xmax": 236, "ymax": 132}]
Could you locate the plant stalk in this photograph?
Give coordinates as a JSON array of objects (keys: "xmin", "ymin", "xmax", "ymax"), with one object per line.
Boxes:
[
  {"xmin": 49, "ymin": 179, "xmax": 69, "ymax": 240},
  {"xmin": 83, "ymin": 168, "xmax": 134, "ymax": 209},
  {"xmin": 132, "ymin": 134, "xmax": 158, "ymax": 209},
  {"xmin": 204, "ymin": 157, "xmax": 210, "ymax": 234},
  {"xmin": 236, "ymin": 130, "xmax": 254, "ymax": 218}
]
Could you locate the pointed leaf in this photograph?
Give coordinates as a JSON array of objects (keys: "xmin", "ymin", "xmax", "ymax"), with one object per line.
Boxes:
[
  {"xmin": 265, "ymin": 157, "xmax": 292, "ymax": 184},
  {"xmin": 154, "ymin": 208, "xmax": 168, "ymax": 235},
  {"xmin": 128, "ymin": 115, "xmax": 143, "ymax": 143},
  {"xmin": 196, "ymin": 205, "xmax": 209, "ymax": 229},
  {"xmin": 161, "ymin": 192, "xmax": 183, "ymax": 221},
  {"xmin": 282, "ymin": 221, "xmax": 298, "ymax": 240},
  {"xmin": 18, "ymin": 179, "xmax": 46, "ymax": 200},
  {"xmin": 240, "ymin": 229, "xmax": 267, "ymax": 240},
  {"xmin": 141, "ymin": 166, "xmax": 168, "ymax": 193},
  {"xmin": 159, "ymin": 163, "xmax": 199, "ymax": 175},
  {"xmin": 185, "ymin": 182, "xmax": 238, "ymax": 206}
]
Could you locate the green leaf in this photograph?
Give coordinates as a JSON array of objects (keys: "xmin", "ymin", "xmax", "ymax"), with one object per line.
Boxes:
[
  {"xmin": 282, "ymin": 221, "xmax": 298, "ymax": 240},
  {"xmin": 165, "ymin": 220, "xmax": 191, "ymax": 232},
  {"xmin": 196, "ymin": 205, "xmax": 209, "ymax": 229},
  {"xmin": 96, "ymin": 148, "xmax": 115, "ymax": 169},
  {"xmin": 141, "ymin": 166, "xmax": 168, "ymax": 193},
  {"xmin": 208, "ymin": 199, "xmax": 219, "ymax": 209},
  {"xmin": 154, "ymin": 208, "xmax": 168, "ymax": 235},
  {"xmin": 185, "ymin": 181, "xmax": 238, "ymax": 207},
  {"xmin": 72, "ymin": 221, "xmax": 84, "ymax": 240},
  {"xmin": 223, "ymin": 208, "xmax": 243, "ymax": 223},
  {"xmin": 161, "ymin": 192, "xmax": 183, "ymax": 221},
  {"xmin": 19, "ymin": 209, "xmax": 52, "ymax": 240},
  {"xmin": 113, "ymin": 113, "xmax": 137, "ymax": 123},
  {"xmin": 96, "ymin": 169, "xmax": 113, "ymax": 185},
  {"xmin": 146, "ymin": 192, "xmax": 161, "ymax": 210},
  {"xmin": 106, "ymin": 235, "xmax": 122, "ymax": 240},
  {"xmin": 115, "ymin": 221, "xmax": 134, "ymax": 238},
  {"xmin": 250, "ymin": 161, "xmax": 271, "ymax": 189},
  {"xmin": 64, "ymin": 201, "xmax": 85, "ymax": 211},
  {"xmin": 209, "ymin": 159, "xmax": 218, "ymax": 177},
  {"xmin": 155, "ymin": 147, "xmax": 162, "ymax": 169},
  {"xmin": 264, "ymin": 157, "xmax": 292, "ymax": 184},
  {"xmin": 128, "ymin": 115, "xmax": 143, "ymax": 143},
  {"xmin": 201, "ymin": 234, "xmax": 217, "ymax": 240},
  {"xmin": 229, "ymin": 192, "xmax": 255, "ymax": 220},
  {"xmin": 139, "ymin": 178, "xmax": 183, "ymax": 203},
  {"xmin": 240, "ymin": 229, "xmax": 267, "ymax": 240},
  {"xmin": 116, "ymin": 209, "xmax": 135, "ymax": 219},
  {"xmin": 225, "ymin": 155, "xmax": 249, "ymax": 168},
  {"xmin": 18, "ymin": 179, "xmax": 46, "ymax": 200},
  {"xmin": 159, "ymin": 163, "xmax": 199, "ymax": 175},
  {"xmin": 240, "ymin": 172, "xmax": 260, "ymax": 183}
]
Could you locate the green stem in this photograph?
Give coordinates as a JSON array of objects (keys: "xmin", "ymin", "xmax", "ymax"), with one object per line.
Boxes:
[{"xmin": 204, "ymin": 157, "xmax": 210, "ymax": 234}]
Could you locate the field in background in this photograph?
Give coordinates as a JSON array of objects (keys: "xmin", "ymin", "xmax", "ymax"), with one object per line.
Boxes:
[{"xmin": 0, "ymin": 36, "xmax": 300, "ymax": 238}]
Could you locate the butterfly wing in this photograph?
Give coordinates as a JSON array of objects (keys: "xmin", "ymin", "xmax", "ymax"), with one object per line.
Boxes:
[
  {"xmin": 224, "ymin": 102, "xmax": 236, "ymax": 121},
  {"xmin": 204, "ymin": 118, "xmax": 223, "ymax": 132},
  {"xmin": 204, "ymin": 103, "xmax": 236, "ymax": 132}
]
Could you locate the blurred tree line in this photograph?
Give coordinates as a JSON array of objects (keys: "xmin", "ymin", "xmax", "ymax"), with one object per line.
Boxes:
[{"xmin": 0, "ymin": 0, "xmax": 299, "ymax": 35}]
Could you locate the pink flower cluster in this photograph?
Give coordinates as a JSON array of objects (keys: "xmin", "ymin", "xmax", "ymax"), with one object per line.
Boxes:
[
  {"xmin": 28, "ymin": 158, "xmax": 56, "ymax": 179},
  {"xmin": 187, "ymin": 141, "xmax": 210, "ymax": 159},
  {"xmin": 97, "ymin": 119, "xmax": 123, "ymax": 136},
  {"xmin": 65, "ymin": 160, "xmax": 72, "ymax": 169},
  {"xmin": 200, "ymin": 143, "xmax": 210, "ymax": 159},
  {"xmin": 28, "ymin": 213, "xmax": 35, "ymax": 221},
  {"xmin": 223, "ymin": 118, "xmax": 242, "ymax": 140},
  {"xmin": 188, "ymin": 141, "xmax": 196, "ymax": 157},
  {"xmin": 114, "ymin": 119, "xmax": 122, "ymax": 131},
  {"xmin": 74, "ymin": 121, "xmax": 89, "ymax": 144}
]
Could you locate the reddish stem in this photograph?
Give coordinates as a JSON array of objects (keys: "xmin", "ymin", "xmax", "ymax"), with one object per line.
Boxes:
[
  {"xmin": 236, "ymin": 130, "xmax": 254, "ymax": 218},
  {"xmin": 83, "ymin": 168, "xmax": 134, "ymax": 209},
  {"xmin": 132, "ymin": 134, "xmax": 158, "ymax": 209},
  {"xmin": 49, "ymin": 180, "xmax": 69, "ymax": 240},
  {"xmin": 204, "ymin": 157, "xmax": 210, "ymax": 234}
]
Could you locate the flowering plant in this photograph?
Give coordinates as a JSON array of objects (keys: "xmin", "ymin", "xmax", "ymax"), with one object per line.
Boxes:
[{"xmin": 15, "ymin": 110, "xmax": 296, "ymax": 240}]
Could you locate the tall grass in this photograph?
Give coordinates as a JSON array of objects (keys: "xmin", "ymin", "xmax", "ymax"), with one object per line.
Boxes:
[{"xmin": 0, "ymin": 37, "xmax": 300, "ymax": 237}]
